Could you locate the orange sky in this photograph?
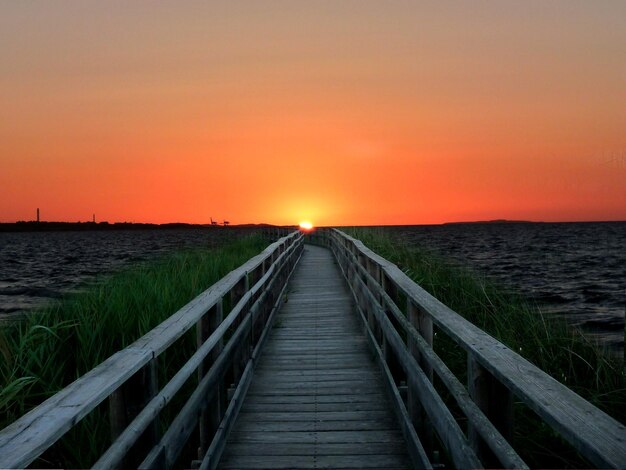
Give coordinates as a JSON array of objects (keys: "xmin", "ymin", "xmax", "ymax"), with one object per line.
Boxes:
[{"xmin": 1, "ymin": 1, "xmax": 625, "ymax": 226}]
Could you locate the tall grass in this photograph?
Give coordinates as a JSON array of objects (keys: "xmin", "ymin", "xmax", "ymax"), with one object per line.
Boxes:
[
  {"xmin": 0, "ymin": 234, "xmax": 268, "ymax": 465},
  {"xmin": 343, "ymin": 227, "xmax": 625, "ymax": 467}
]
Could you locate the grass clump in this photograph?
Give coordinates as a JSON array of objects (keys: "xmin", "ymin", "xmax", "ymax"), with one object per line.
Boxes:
[
  {"xmin": 343, "ymin": 227, "xmax": 625, "ymax": 467},
  {"xmin": 0, "ymin": 234, "xmax": 268, "ymax": 465}
]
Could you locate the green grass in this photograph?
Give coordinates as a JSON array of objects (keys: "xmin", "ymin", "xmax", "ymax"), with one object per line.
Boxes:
[
  {"xmin": 343, "ymin": 227, "xmax": 625, "ymax": 468},
  {"xmin": 0, "ymin": 233, "xmax": 269, "ymax": 466}
]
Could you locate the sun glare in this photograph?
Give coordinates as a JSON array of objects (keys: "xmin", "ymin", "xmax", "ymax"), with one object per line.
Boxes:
[{"xmin": 299, "ymin": 221, "xmax": 314, "ymax": 231}]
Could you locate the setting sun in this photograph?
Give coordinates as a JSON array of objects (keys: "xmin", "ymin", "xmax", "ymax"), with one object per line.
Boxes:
[{"xmin": 299, "ymin": 221, "xmax": 314, "ymax": 231}]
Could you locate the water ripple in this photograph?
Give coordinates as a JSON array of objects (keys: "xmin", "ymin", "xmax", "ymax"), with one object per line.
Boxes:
[{"xmin": 389, "ymin": 221, "xmax": 626, "ymax": 351}]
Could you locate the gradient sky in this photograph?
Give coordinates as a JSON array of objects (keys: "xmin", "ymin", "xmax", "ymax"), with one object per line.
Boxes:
[{"xmin": 1, "ymin": 1, "xmax": 625, "ymax": 226}]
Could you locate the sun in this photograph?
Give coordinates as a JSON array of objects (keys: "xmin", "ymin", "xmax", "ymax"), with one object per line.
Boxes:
[{"xmin": 299, "ymin": 221, "xmax": 314, "ymax": 231}]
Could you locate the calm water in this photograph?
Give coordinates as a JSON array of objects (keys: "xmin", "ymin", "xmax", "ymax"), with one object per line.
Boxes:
[
  {"xmin": 381, "ymin": 222, "xmax": 625, "ymax": 350},
  {"xmin": 1, "ymin": 223, "xmax": 624, "ymax": 350},
  {"xmin": 0, "ymin": 228, "xmax": 257, "ymax": 317}
]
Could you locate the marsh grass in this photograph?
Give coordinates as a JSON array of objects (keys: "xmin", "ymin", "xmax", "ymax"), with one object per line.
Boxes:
[
  {"xmin": 344, "ymin": 227, "xmax": 625, "ymax": 468},
  {"xmin": 0, "ymin": 234, "xmax": 268, "ymax": 466}
]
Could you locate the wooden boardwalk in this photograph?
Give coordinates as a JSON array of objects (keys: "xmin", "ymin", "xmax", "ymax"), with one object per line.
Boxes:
[
  {"xmin": 218, "ymin": 245, "xmax": 411, "ymax": 469},
  {"xmin": 3, "ymin": 230, "xmax": 625, "ymax": 470}
]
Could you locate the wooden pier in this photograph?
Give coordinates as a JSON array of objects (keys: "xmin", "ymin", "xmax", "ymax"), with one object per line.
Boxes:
[
  {"xmin": 219, "ymin": 245, "xmax": 410, "ymax": 469},
  {"xmin": 0, "ymin": 229, "xmax": 625, "ymax": 469}
]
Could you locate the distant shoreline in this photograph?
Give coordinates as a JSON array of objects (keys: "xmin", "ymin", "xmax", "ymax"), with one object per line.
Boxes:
[
  {"xmin": 442, "ymin": 219, "xmax": 534, "ymax": 225},
  {"xmin": 1, "ymin": 219, "xmax": 624, "ymax": 232},
  {"xmin": 0, "ymin": 221, "xmax": 283, "ymax": 233}
]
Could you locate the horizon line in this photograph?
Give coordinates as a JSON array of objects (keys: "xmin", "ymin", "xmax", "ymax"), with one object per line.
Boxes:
[{"xmin": 1, "ymin": 218, "xmax": 626, "ymax": 228}]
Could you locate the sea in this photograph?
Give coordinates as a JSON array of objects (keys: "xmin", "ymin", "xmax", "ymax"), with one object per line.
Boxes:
[
  {"xmin": 0, "ymin": 222, "xmax": 624, "ymax": 351},
  {"xmin": 0, "ymin": 227, "xmax": 256, "ymax": 317},
  {"xmin": 384, "ymin": 222, "xmax": 625, "ymax": 352}
]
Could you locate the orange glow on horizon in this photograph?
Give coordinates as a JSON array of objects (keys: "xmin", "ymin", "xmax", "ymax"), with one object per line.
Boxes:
[
  {"xmin": 1, "ymin": 2, "xmax": 625, "ymax": 226},
  {"xmin": 299, "ymin": 221, "xmax": 314, "ymax": 231}
]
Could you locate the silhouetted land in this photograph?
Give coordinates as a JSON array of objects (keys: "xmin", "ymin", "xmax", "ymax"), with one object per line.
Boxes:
[
  {"xmin": 0, "ymin": 222, "xmax": 282, "ymax": 232},
  {"xmin": 443, "ymin": 219, "xmax": 535, "ymax": 225}
]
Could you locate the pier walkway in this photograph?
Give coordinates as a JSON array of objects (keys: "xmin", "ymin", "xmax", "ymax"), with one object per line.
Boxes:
[
  {"xmin": 218, "ymin": 245, "xmax": 410, "ymax": 469},
  {"xmin": 1, "ymin": 229, "xmax": 625, "ymax": 470}
]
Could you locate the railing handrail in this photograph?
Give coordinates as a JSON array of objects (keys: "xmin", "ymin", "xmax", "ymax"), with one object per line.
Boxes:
[
  {"xmin": 325, "ymin": 228, "xmax": 626, "ymax": 469},
  {"xmin": 0, "ymin": 230, "xmax": 302, "ymax": 469}
]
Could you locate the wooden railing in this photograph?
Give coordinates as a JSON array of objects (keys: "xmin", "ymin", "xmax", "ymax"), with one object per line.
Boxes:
[
  {"xmin": 0, "ymin": 230, "xmax": 303, "ymax": 470},
  {"xmin": 313, "ymin": 228, "xmax": 626, "ymax": 470}
]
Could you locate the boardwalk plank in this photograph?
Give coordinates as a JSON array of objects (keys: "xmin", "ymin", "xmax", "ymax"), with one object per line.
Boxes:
[
  {"xmin": 232, "ymin": 419, "xmax": 399, "ymax": 432},
  {"xmin": 252, "ymin": 376, "xmax": 380, "ymax": 386},
  {"xmin": 241, "ymin": 402, "xmax": 391, "ymax": 413},
  {"xmin": 217, "ymin": 245, "xmax": 409, "ymax": 469},
  {"xmin": 222, "ymin": 442, "xmax": 407, "ymax": 456},
  {"xmin": 236, "ymin": 411, "xmax": 393, "ymax": 422},
  {"xmin": 245, "ymin": 387, "xmax": 385, "ymax": 396},
  {"xmin": 227, "ymin": 430, "xmax": 405, "ymax": 444},
  {"xmin": 237, "ymin": 394, "xmax": 387, "ymax": 405},
  {"xmin": 219, "ymin": 454, "xmax": 410, "ymax": 469},
  {"xmin": 249, "ymin": 380, "xmax": 381, "ymax": 390}
]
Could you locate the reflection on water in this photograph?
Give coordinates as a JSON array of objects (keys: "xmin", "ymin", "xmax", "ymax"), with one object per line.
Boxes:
[{"xmin": 382, "ymin": 222, "xmax": 625, "ymax": 351}]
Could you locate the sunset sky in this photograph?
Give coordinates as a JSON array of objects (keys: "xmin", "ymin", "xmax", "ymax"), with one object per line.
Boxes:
[{"xmin": 1, "ymin": 1, "xmax": 625, "ymax": 226}]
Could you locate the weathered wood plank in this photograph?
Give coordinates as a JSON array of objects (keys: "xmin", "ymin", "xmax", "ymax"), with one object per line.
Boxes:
[
  {"xmin": 97, "ymin": 278, "xmax": 290, "ymax": 469},
  {"xmin": 255, "ymin": 364, "xmax": 378, "ymax": 372},
  {"xmin": 227, "ymin": 430, "xmax": 405, "ymax": 444},
  {"xmin": 232, "ymin": 419, "xmax": 399, "ymax": 432},
  {"xmin": 138, "ymin": 314, "xmax": 254, "ymax": 469},
  {"xmin": 346, "ymin": 265, "xmax": 481, "ymax": 468},
  {"xmin": 253, "ymin": 368, "xmax": 378, "ymax": 378},
  {"xmin": 245, "ymin": 387, "xmax": 385, "ymax": 397},
  {"xmin": 252, "ymin": 376, "xmax": 381, "ymax": 387},
  {"xmin": 342, "ymin": 245, "xmax": 525, "ymax": 469},
  {"xmin": 131, "ymin": 231, "xmax": 301, "ymax": 357},
  {"xmin": 0, "ymin": 347, "xmax": 152, "ymax": 469},
  {"xmin": 241, "ymin": 402, "xmax": 391, "ymax": 413},
  {"xmin": 253, "ymin": 368, "xmax": 380, "ymax": 378},
  {"xmin": 263, "ymin": 342, "xmax": 367, "ymax": 350},
  {"xmin": 201, "ymin": 252, "xmax": 303, "ymax": 470},
  {"xmin": 199, "ymin": 361, "xmax": 255, "ymax": 470},
  {"xmin": 222, "ymin": 442, "xmax": 407, "ymax": 456},
  {"xmin": 267, "ymin": 341, "xmax": 360, "ymax": 346},
  {"xmin": 0, "ymin": 231, "xmax": 303, "ymax": 470},
  {"xmin": 217, "ymin": 245, "xmax": 410, "ymax": 469},
  {"xmin": 236, "ymin": 411, "xmax": 393, "ymax": 422},
  {"xmin": 345, "ymin": 268, "xmax": 432, "ymax": 469},
  {"xmin": 237, "ymin": 394, "xmax": 387, "ymax": 405},
  {"xmin": 260, "ymin": 351, "xmax": 371, "ymax": 358},
  {"xmin": 219, "ymin": 454, "xmax": 411, "ymax": 469},
  {"xmin": 362, "ymin": 249, "xmax": 525, "ymax": 467},
  {"xmin": 333, "ymin": 228, "xmax": 626, "ymax": 469},
  {"xmin": 249, "ymin": 379, "xmax": 381, "ymax": 389}
]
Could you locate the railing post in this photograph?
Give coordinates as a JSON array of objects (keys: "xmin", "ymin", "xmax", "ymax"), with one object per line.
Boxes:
[
  {"xmin": 108, "ymin": 357, "xmax": 159, "ymax": 469},
  {"xmin": 381, "ymin": 274, "xmax": 403, "ymax": 382},
  {"xmin": 247, "ymin": 264, "xmax": 264, "ymax": 345},
  {"xmin": 365, "ymin": 259, "xmax": 381, "ymax": 337},
  {"xmin": 251, "ymin": 262, "xmax": 267, "ymax": 347},
  {"xmin": 230, "ymin": 274, "xmax": 250, "ymax": 387},
  {"xmin": 271, "ymin": 255, "xmax": 282, "ymax": 302},
  {"xmin": 407, "ymin": 301, "xmax": 433, "ymax": 458},
  {"xmin": 468, "ymin": 354, "xmax": 514, "ymax": 466},
  {"xmin": 197, "ymin": 299, "xmax": 224, "ymax": 456},
  {"xmin": 346, "ymin": 243, "xmax": 357, "ymax": 289}
]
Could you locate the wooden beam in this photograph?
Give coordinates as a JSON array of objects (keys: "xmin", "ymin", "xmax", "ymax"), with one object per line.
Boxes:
[
  {"xmin": 198, "ymin": 299, "xmax": 224, "ymax": 455},
  {"xmin": 468, "ymin": 354, "xmax": 514, "ymax": 467},
  {"xmin": 407, "ymin": 301, "xmax": 434, "ymax": 459},
  {"xmin": 330, "ymin": 228, "xmax": 626, "ymax": 469}
]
